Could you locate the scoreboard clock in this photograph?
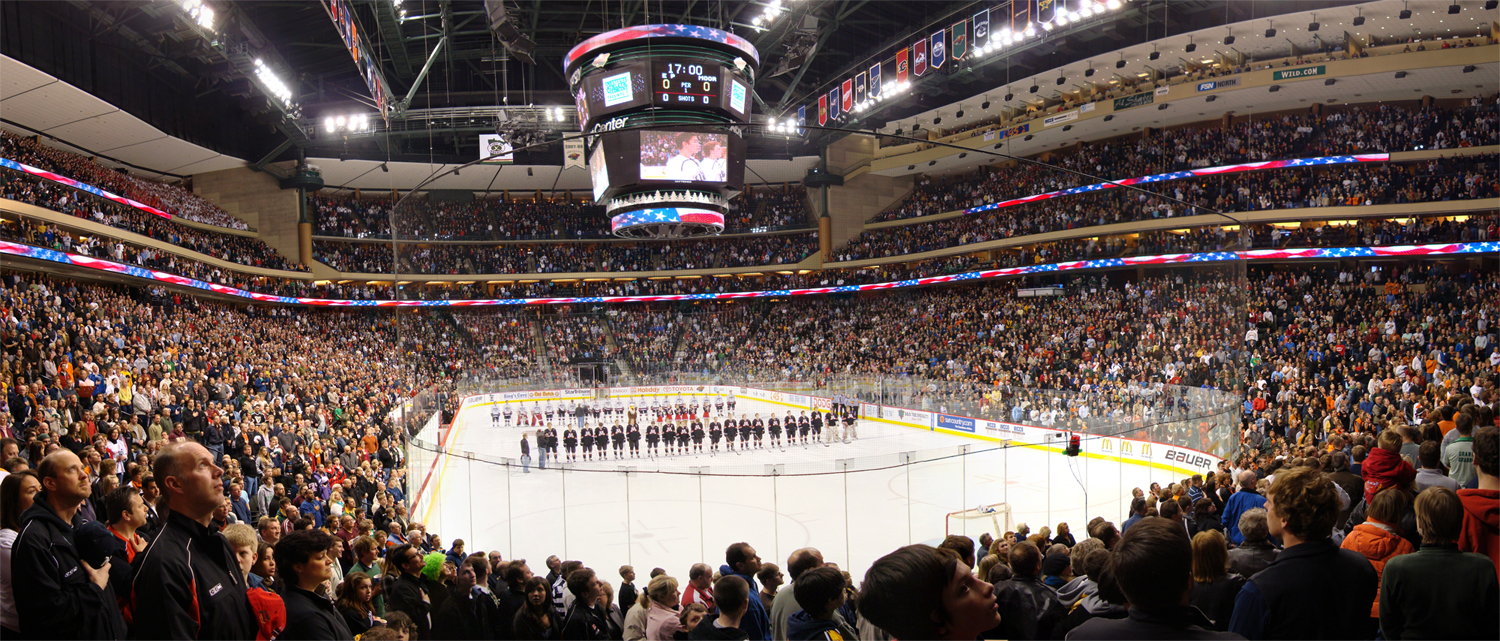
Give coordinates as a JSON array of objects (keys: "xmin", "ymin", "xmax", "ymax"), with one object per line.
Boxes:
[{"xmin": 653, "ymin": 61, "xmax": 721, "ymax": 107}]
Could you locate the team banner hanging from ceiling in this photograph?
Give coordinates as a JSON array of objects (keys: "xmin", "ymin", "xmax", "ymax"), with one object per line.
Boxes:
[
  {"xmin": 913, "ymin": 39, "xmax": 928, "ymax": 76},
  {"xmin": 855, "ymin": 72, "xmax": 866, "ymax": 105},
  {"xmin": 896, "ymin": 48, "xmax": 909, "ymax": 83},
  {"xmin": 973, "ymin": 9, "xmax": 990, "ymax": 50},
  {"xmin": 841, "ymin": 79, "xmax": 854, "ymax": 113},
  {"xmin": 1038, "ymin": 0, "xmax": 1058, "ymax": 24},
  {"xmin": 829, "ymin": 86, "xmax": 841, "ymax": 120},
  {"xmin": 930, "ymin": 29, "xmax": 946, "ymax": 69},
  {"xmin": 797, "ymin": 105, "xmax": 806, "ymax": 135},
  {"xmin": 952, "ymin": 20, "xmax": 968, "ymax": 60},
  {"xmin": 869, "ymin": 62, "xmax": 881, "ymax": 95},
  {"xmin": 818, "ymin": 94, "xmax": 828, "ymax": 125},
  {"xmin": 563, "ymin": 133, "xmax": 586, "ymax": 169}
]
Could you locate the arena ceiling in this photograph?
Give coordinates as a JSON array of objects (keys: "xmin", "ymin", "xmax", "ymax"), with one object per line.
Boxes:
[{"xmin": 1, "ymin": 0, "xmax": 1390, "ymax": 170}]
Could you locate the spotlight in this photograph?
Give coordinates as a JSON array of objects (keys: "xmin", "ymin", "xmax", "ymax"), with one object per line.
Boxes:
[
  {"xmin": 1352, "ymin": 16, "xmax": 1365, "ymax": 26},
  {"xmin": 1265, "ymin": 28, "xmax": 1276, "ymax": 38},
  {"xmin": 324, "ymin": 117, "xmax": 336, "ymax": 133},
  {"xmin": 1399, "ymin": 9, "xmax": 1412, "ymax": 19},
  {"xmin": 1116, "ymin": 59, "xmax": 1127, "ymax": 68},
  {"xmin": 1269, "ymin": 85, "xmax": 1281, "ymax": 92},
  {"xmin": 1043, "ymin": 21, "xmax": 1054, "ymax": 31},
  {"xmin": 1185, "ymin": 43, "xmax": 1197, "ymax": 53},
  {"xmin": 1308, "ymin": 22, "xmax": 1320, "ymax": 32},
  {"xmin": 1395, "ymin": 71, "xmax": 1408, "ymax": 78},
  {"xmin": 1324, "ymin": 79, "xmax": 1336, "ymax": 86},
  {"xmin": 1149, "ymin": 51, "xmax": 1160, "ymax": 60},
  {"xmin": 1224, "ymin": 35, "xmax": 1235, "ymax": 45},
  {"xmin": 1448, "ymin": 3, "xmax": 1460, "ymax": 14},
  {"xmin": 1106, "ymin": 0, "xmax": 1121, "ymax": 8}
]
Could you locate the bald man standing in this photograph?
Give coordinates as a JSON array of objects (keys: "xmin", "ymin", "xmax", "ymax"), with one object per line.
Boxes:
[
  {"xmin": 131, "ymin": 441, "xmax": 256, "ymax": 639},
  {"xmin": 1221, "ymin": 470, "xmax": 1269, "ymax": 545},
  {"xmin": 12, "ymin": 449, "xmax": 127, "ymax": 639}
]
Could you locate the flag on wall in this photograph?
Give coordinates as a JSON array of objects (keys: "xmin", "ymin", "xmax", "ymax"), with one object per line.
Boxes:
[
  {"xmin": 841, "ymin": 78, "xmax": 853, "ymax": 112},
  {"xmin": 931, "ymin": 29, "xmax": 946, "ymax": 69},
  {"xmin": 913, "ymin": 39, "xmax": 928, "ymax": 76},
  {"xmin": 869, "ymin": 62, "xmax": 882, "ymax": 95},
  {"xmin": 896, "ymin": 48, "xmax": 909, "ymax": 83},
  {"xmin": 797, "ymin": 105, "xmax": 806, "ymax": 135},
  {"xmin": 952, "ymin": 20, "xmax": 968, "ymax": 60},
  {"xmin": 818, "ymin": 94, "xmax": 828, "ymax": 126},
  {"xmin": 829, "ymin": 86, "xmax": 841, "ymax": 120},
  {"xmin": 855, "ymin": 72, "xmax": 866, "ymax": 105},
  {"xmin": 973, "ymin": 9, "xmax": 990, "ymax": 50}
]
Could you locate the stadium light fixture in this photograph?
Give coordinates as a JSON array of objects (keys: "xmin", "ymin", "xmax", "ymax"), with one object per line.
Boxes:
[
  {"xmin": 178, "ymin": 0, "xmax": 216, "ymax": 32},
  {"xmin": 253, "ymin": 58, "xmax": 297, "ymax": 109},
  {"xmin": 1106, "ymin": 0, "xmax": 1122, "ymax": 9}
]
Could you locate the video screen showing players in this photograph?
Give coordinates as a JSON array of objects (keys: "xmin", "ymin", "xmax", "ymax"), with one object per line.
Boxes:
[{"xmin": 638, "ymin": 131, "xmax": 729, "ymax": 183}]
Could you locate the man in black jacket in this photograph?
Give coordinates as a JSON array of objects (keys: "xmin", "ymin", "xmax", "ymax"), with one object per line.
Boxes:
[
  {"xmin": 497, "ymin": 559, "xmax": 535, "ymax": 640},
  {"xmin": 12, "ymin": 449, "xmax": 127, "ymax": 639},
  {"xmin": 276, "ymin": 529, "xmax": 355, "ymax": 640},
  {"xmin": 561, "ymin": 567, "xmax": 608, "ymax": 640},
  {"xmin": 435, "ymin": 557, "xmax": 489, "ymax": 640},
  {"xmin": 131, "ymin": 441, "xmax": 257, "ymax": 640},
  {"xmin": 990, "ymin": 541, "xmax": 1067, "ymax": 640},
  {"xmin": 387, "ymin": 543, "xmax": 435, "ymax": 639}
]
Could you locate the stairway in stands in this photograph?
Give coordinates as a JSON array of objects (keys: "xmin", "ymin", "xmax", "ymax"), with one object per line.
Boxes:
[{"xmin": 531, "ymin": 317, "xmax": 554, "ymax": 380}]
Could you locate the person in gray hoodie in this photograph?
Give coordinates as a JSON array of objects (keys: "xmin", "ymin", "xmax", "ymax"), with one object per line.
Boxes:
[{"xmin": 1055, "ymin": 538, "xmax": 1106, "ymax": 606}]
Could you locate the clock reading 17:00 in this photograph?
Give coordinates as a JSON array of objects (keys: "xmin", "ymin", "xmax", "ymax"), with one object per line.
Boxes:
[{"xmin": 653, "ymin": 61, "xmax": 720, "ymax": 106}]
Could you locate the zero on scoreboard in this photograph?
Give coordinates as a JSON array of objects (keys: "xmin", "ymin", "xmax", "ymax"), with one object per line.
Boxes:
[{"xmin": 653, "ymin": 61, "xmax": 720, "ymax": 106}]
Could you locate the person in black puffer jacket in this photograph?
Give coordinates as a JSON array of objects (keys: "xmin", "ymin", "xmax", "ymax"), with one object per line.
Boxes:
[{"xmin": 276, "ymin": 529, "xmax": 355, "ymax": 640}]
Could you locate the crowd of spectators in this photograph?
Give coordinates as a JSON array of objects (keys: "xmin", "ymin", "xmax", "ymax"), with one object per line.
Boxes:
[
  {"xmin": 873, "ymin": 101, "xmax": 1498, "ymax": 225},
  {"xmin": 2, "ymin": 170, "xmax": 305, "ymax": 272},
  {"xmin": 314, "ymin": 233, "xmax": 819, "ymax": 275},
  {"xmin": 312, "ymin": 187, "xmax": 809, "ymax": 242},
  {"xmin": 837, "ymin": 154, "xmax": 1498, "ymax": 261},
  {"xmin": 2, "ymin": 257, "xmax": 1497, "ymax": 640},
  {"xmin": 542, "ymin": 313, "xmax": 614, "ymax": 370},
  {"xmin": 607, "ymin": 309, "xmax": 686, "ymax": 374},
  {"xmin": 1, "ymin": 130, "xmax": 251, "ymax": 230}
]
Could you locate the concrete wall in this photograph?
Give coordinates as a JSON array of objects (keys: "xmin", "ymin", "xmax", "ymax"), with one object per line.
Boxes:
[
  {"xmin": 820, "ymin": 133, "xmax": 915, "ymax": 254},
  {"xmin": 192, "ymin": 166, "xmax": 302, "ymax": 264}
]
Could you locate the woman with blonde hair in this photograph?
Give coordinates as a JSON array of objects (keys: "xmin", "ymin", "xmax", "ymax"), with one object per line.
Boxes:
[
  {"xmin": 1053, "ymin": 523, "xmax": 1076, "ymax": 548},
  {"xmin": 1188, "ymin": 529, "xmax": 1244, "ymax": 631},
  {"xmin": 640, "ymin": 574, "xmax": 682, "ymax": 640}
]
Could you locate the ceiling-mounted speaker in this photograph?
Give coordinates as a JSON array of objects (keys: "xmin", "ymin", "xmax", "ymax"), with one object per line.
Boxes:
[
  {"xmin": 1024, "ymin": 134, "xmax": 1034, "ymax": 141},
  {"xmin": 1448, "ymin": 3, "xmax": 1460, "ymax": 14},
  {"xmin": 956, "ymin": 110, "xmax": 965, "ymax": 118},
  {"xmin": 1269, "ymin": 85, "xmax": 1281, "ymax": 92},
  {"xmin": 1487, "ymin": 1, "xmax": 1498, "ymax": 10},
  {"xmin": 1395, "ymin": 71, "xmax": 1408, "ymax": 78},
  {"xmin": 1103, "ymin": 114, "xmax": 1115, "ymax": 121},
  {"xmin": 1324, "ymin": 79, "xmax": 1336, "ymax": 86},
  {"xmin": 1062, "ymin": 125, "xmax": 1073, "ymax": 131},
  {"xmin": 1464, "ymin": 65, "xmax": 1477, "ymax": 73},
  {"xmin": 1057, "ymin": 77, "xmax": 1066, "ymax": 85},
  {"xmin": 1264, "ymin": 28, "xmax": 1276, "ymax": 38},
  {"xmin": 1085, "ymin": 68, "xmax": 1095, "ymax": 77},
  {"xmin": 1352, "ymin": 15, "xmax": 1365, "ymax": 25},
  {"xmin": 1157, "ymin": 103, "xmax": 1168, "ymax": 110},
  {"xmin": 981, "ymin": 101, "xmax": 991, "ymax": 109},
  {"xmin": 1205, "ymin": 95, "xmax": 1217, "ymax": 102},
  {"xmin": 484, "ymin": 0, "xmax": 537, "ymax": 64},
  {"xmin": 1224, "ymin": 35, "xmax": 1235, "ymax": 45},
  {"xmin": 1308, "ymin": 22, "xmax": 1321, "ymax": 32},
  {"xmin": 1116, "ymin": 59, "xmax": 1127, "ymax": 68},
  {"xmin": 1185, "ymin": 43, "xmax": 1197, "ymax": 52},
  {"xmin": 1149, "ymin": 51, "xmax": 1160, "ymax": 60},
  {"xmin": 933, "ymin": 117, "xmax": 942, "ymax": 125},
  {"xmin": 1399, "ymin": 9, "xmax": 1412, "ymax": 19},
  {"xmin": 1030, "ymin": 85, "xmax": 1040, "ymax": 93}
]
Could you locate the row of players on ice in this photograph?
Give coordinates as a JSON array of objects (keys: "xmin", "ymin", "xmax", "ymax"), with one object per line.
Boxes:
[{"xmin": 489, "ymin": 395, "xmax": 860, "ymax": 460}]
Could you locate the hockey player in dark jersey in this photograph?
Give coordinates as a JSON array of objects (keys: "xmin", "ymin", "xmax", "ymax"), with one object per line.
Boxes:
[
  {"xmin": 691, "ymin": 419, "xmax": 705, "ymax": 453},
  {"xmin": 580, "ymin": 425, "xmax": 595, "ymax": 461},
  {"xmin": 752, "ymin": 414, "xmax": 765, "ymax": 448},
  {"xmin": 798, "ymin": 413, "xmax": 811, "ymax": 445},
  {"xmin": 738, "ymin": 416, "xmax": 753, "ymax": 449},
  {"xmin": 627, "ymin": 423, "xmax": 641, "ymax": 457},
  {"xmin": 662, "ymin": 423, "xmax": 678, "ymax": 456},
  {"xmin": 645, "ymin": 424, "xmax": 660, "ymax": 457},
  {"xmin": 610, "ymin": 424, "xmax": 625, "ymax": 458},
  {"xmin": 767, "ymin": 415, "xmax": 782, "ymax": 448},
  {"xmin": 723, "ymin": 419, "xmax": 738, "ymax": 452},
  {"xmin": 708, "ymin": 419, "xmax": 723, "ymax": 454},
  {"xmin": 811, "ymin": 412, "xmax": 823, "ymax": 445},
  {"xmin": 563, "ymin": 428, "xmax": 578, "ymax": 462},
  {"xmin": 843, "ymin": 410, "xmax": 858, "ymax": 441}
]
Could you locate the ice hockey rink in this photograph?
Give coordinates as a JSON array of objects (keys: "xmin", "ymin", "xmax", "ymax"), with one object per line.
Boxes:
[{"xmin": 418, "ymin": 392, "xmax": 1192, "ymax": 580}]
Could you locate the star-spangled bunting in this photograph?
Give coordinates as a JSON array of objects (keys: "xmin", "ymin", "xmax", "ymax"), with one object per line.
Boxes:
[
  {"xmin": 610, "ymin": 208, "xmax": 724, "ymax": 232},
  {"xmin": 564, "ymin": 24, "xmax": 758, "ymax": 71}
]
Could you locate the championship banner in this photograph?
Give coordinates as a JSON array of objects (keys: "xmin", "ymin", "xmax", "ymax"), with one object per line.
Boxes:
[
  {"xmin": 828, "ymin": 86, "xmax": 841, "ymax": 120},
  {"xmin": 951, "ymin": 20, "xmax": 968, "ymax": 60},
  {"xmin": 563, "ymin": 133, "xmax": 586, "ymax": 169},
  {"xmin": 797, "ymin": 105, "xmax": 807, "ymax": 135},
  {"xmin": 930, "ymin": 29, "xmax": 946, "ymax": 69},
  {"xmin": 841, "ymin": 79, "xmax": 854, "ymax": 113},
  {"xmin": 818, "ymin": 94, "xmax": 828, "ymax": 125},
  {"xmin": 855, "ymin": 72, "xmax": 867, "ymax": 105},
  {"xmin": 973, "ymin": 9, "xmax": 990, "ymax": 50},
  {"xmin": 1038, "ymin": 0, "xmax": 1058, "ymax": 24},
  {"xmin": 869, "ymin": 62, "xmax": 882, "ymax": 96},
  {"xmin": 896, "ymin": 48, "xmax": 910, "ymax": 83},
  {"xmin": 913, "ymin": 39, "xmax": 928, "ymax": 76}
]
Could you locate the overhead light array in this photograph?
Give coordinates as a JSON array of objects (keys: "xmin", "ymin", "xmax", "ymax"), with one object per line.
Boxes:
[
  {"xmin": 178, "ymin": 0, "xmax": 216, "ymax": 31},
  {"xmin": 392, "ymin": 0, "xmax": 407, "ymax": 22},
  {"xmin": 546, "ymin": 106, "xmax": 568, "ymax": 122},
  {"xmin": 253, "ymin": 58, "xmax": 297, "ymax": 110},
  {"xmin": 1043, "ymin": 0, "xmax": 1123, "ymax": 32},
  {"xmin": 973, "ymin": 24, "xmax": 1037, "ymax": 55},
  {"xmin": 751, "ymin": 0, "xmax": 791, "ymax": 31},
  {"xmin": 851, "ymin": 81, "xmax": 912, "ymax": 115},
  {"xmin": 323, "ymin": 113, "xmax": 372, "ymax": 134}
]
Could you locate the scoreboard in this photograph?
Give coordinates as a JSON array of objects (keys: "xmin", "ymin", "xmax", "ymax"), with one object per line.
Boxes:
[{"xmin": 654, "ymin": 62, "xmax": 720, "ymax": 107}]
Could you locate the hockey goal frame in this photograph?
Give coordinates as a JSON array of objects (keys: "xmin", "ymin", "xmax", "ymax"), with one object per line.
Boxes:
[{"xmin": 945, "ymin": 502, "xmax": 1015, "ymax": 540}]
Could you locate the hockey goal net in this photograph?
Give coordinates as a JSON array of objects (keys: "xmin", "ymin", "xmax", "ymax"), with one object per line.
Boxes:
[{"xmin": 945, "ymin": 502, "xmax": 1015, "ymax": 540}]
